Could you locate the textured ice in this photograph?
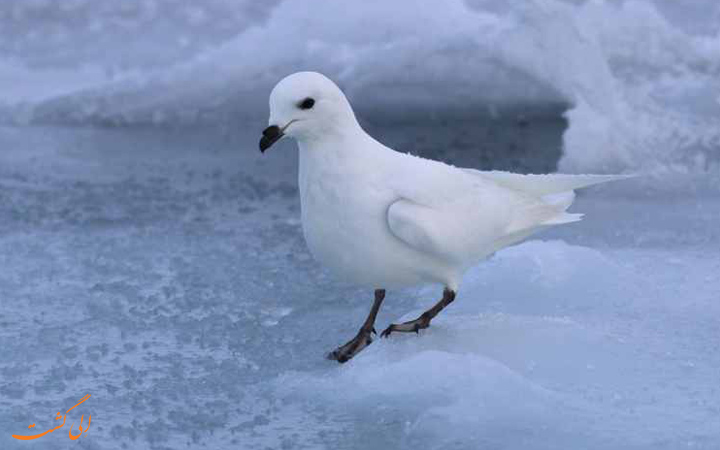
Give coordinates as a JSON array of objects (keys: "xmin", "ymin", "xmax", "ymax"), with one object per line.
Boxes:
[
  {"xmin": 1, "ymin": 125, "xmax": 719, "ymax": 449},
  {"xmin": 1, "ymin": 1, "xmax": 719, "ymax": 448},
  {"xmin": 1, "ymin": 0, "xmax": 719, "ymax": 174}
]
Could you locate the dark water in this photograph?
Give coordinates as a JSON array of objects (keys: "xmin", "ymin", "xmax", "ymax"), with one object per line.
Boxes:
[{"xmin": 366, "ymin": 115, "xmax": 566, "ymax": 174}]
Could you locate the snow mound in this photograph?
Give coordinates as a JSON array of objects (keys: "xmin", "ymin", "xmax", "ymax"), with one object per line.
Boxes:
[{"xmin": 1, "ymin": 0, "xmax": 719, "ymax": 174}]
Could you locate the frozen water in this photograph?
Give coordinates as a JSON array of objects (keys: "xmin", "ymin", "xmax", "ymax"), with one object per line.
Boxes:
[
  {"xmin": 1, "ymin": 123, "xmax": 719, "ymax": 449},
  {"xmin": 1, "ymin": 0, "xmax": 720, "ymax": 448},
  {"xmin": 1, "ymin": 0, "xmax": 719, "ymax": 174}
]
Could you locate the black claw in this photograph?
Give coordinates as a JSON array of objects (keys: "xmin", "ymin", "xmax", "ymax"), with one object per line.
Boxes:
[
  {"xmin": 372, "ymin": 327, "xmax": 377, "ymax": 335},
  {"xmin": 327, "ymin": 329, "xmax": 376, "ymax": 363},
  {"xmin": 327, "ymin": 349, "xmax": 350, "ymax": 363}
]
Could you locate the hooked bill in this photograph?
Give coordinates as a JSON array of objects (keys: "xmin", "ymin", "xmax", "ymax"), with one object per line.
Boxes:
[{"xmin": 259, "ymin": 125, "xmax": 283, "ymax": 152}]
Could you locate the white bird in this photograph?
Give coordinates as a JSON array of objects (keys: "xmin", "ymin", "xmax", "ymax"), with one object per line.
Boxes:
[{"xmin": 260, "ymin": 71, "xmax": 629, "ymax": 363}]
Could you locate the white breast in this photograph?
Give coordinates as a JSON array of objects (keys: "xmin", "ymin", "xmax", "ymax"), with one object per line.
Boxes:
[{"xmin": 297, "ymin": 144, "xmax": 453, "ymax": 288}]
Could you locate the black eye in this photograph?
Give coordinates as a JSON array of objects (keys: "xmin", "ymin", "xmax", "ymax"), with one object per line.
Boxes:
[{"xmin": 298, "ymin": 97, "xmax": 315, "ymax": 110}]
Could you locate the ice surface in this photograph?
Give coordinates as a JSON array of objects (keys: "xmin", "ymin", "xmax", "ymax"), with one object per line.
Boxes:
[
  {"xmin": 1, "ymin": 125, "xmax": 719, "ymax": 449},
  {"xmin": 1, "ymin": 1, "xmax": 719, "ymax": 448}
]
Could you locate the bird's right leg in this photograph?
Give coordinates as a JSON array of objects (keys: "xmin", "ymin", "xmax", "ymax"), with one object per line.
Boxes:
[
  {"xmin": 381, "ymin": 287, "xmax": 456, "ymax": 337},
  {"xmin": 327, "ymin": 289, "xmax": 386, "ymax": 363}
]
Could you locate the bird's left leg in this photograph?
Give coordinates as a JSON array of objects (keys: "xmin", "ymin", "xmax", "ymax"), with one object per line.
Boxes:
[
  {"xmin": 327, "ymin": 289, "xmax": 386, "ymax": 363},
  {"xmin": 380, "ymin": 287, "xmax": 456, "ymax": 337}
]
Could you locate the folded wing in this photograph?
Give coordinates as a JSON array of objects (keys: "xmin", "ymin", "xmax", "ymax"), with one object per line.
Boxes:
[{"xmin": 387, "ymin": 169, "xmax": 631, "ymax": 266}]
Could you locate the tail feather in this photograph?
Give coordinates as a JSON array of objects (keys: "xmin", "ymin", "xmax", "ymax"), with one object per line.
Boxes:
[
  {"xmin": 465, "ymin": 169, "xmax": 634, "ymax": 197},
  {"xmin": 465, "ymin": 169, "xmax": 633, "ymax": 238},
  {"xmin": 542, "ymin": 191, "xmax": 575, "ymax": 211},
  {"xmin": 542, "ymin": 212, "xmax": 584, "ymax": 226}
]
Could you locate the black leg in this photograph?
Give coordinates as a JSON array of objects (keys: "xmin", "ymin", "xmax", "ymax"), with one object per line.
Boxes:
[
  {"xmin": 327, "ymin": 289, "xmax": 386, "ymax": 363},
  {"xmin": 381, "ymin": 288, "xmax": 456, "ymax": 337}
]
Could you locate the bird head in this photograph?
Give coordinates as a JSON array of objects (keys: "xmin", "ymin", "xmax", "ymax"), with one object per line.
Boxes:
[{"xmin": 260, "ymin": 71, "xmax": 359, "ymax": 152}]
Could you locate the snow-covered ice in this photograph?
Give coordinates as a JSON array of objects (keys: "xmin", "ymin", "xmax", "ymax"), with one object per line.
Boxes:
[
  {"xmin": 1, "ymin": 1, "xmax": 720, "ymax": 449},
  {"xmin": 1, "ymin": 0, "xmax": 718, "ymax": 173},
  {"xmin": 1, "ymin": 123, "xmax": 719, "ymax": 449}
]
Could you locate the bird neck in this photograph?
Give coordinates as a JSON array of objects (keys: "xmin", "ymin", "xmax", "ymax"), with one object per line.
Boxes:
[{"xmin": 297, "ymin": 118, "xmax": 370, "ymax": 155}]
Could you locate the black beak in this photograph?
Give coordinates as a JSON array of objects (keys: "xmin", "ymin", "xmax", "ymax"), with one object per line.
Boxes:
[{"xmin": 259, "ymin": 125, "xmax": 283, "ymax": 153}]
